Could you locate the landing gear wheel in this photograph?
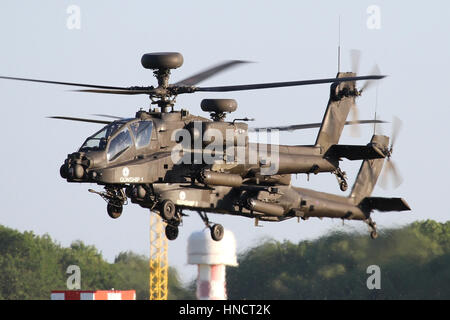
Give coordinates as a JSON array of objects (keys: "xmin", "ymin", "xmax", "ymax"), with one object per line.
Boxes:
[
  {"xmin": 365, "ymin": 218, "xmax": 378, "ymax": 240},
  {"xmin": 165, "ymin": 225, "xmax": 179, "ymax": 241},
  {"xmin": 210, "ymin": 224, "xmax": 224, "ymax": 241},
  {"xmin": 334, "ymin": 168, "xmax": 348, "ymax": 192},
  {"xmin": 160, "ymin": 200, "xmax": 175, "ymax": 221},
  {"xmin": 107, "ymin": 203, "xmax": 123, "ymax": 219}
]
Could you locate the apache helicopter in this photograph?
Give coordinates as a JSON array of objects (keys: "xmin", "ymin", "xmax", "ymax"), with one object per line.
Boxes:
[{"xmin": 0, "ymin": 52, "xmax": 410, "ymax": 241}]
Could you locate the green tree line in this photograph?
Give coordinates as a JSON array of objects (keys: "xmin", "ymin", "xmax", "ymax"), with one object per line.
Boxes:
[
  {"xmin": 227, "ymin": 220, "xmax": 450, "ymax": 299},
  {"xmin": 0, "ymin": 225, "xmax": 194, "ymax": 300},
  {"xmin": 1, "ymin": 220, "xmax": 450, "ymax": 300}
]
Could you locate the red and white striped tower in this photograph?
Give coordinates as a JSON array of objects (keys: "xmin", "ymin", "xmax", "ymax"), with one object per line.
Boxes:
[
  {"xmin": 50, "ymin": 290, "xmax": 136, "ymax": 300},
  {"xmin": 187, "ymin": 229, "xmax": 237, "ymax": 300}
]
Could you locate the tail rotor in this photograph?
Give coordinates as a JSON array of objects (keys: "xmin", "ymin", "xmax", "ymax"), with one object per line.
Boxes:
[
  {"xmin": 380, "ymin": 116, "xmax": 404, "ymax": 189},
  {"xmin": 348, "ymin": 50, "xmax": 382, "ymax": 137}
]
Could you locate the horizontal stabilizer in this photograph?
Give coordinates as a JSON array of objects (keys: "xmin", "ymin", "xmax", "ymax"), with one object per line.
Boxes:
[
  {"xmin": 360, "ymin": 197, "xmax": 411, "ymax": 212},
  {"xmin": 327, "ymin": 144, "xmax": 386, "ymax": 160}
]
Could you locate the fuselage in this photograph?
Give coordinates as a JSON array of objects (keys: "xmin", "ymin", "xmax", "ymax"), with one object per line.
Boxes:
[{"xmin": 60, "ymin": 109, "xmax": 339, "ymax": 186}]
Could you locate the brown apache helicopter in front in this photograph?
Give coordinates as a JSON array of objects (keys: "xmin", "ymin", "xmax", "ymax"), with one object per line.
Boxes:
[{"xmin": 0, "ymin": 52, "xmax": 410, "ymax": 241}]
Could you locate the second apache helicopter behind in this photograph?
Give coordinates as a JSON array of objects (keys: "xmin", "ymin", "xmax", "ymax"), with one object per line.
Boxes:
[{"xmin": 0, "ymin": 52, "xmax": 410, "ymax": 241}]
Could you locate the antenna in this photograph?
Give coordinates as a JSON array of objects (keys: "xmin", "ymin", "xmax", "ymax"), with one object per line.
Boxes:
[
  {"xmin": 373, "ymin": 84, "xmax": 379, "ymax": 134},
  {"xmin": 338, "ymin": 15, "xmax": 341, "ymax": 73}
]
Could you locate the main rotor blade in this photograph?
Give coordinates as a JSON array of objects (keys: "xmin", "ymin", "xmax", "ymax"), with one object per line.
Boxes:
[
  {"xmin": 74, "ymin": 88, "xmax": 153, "ymax": 95},
  {"xmin": 249, "ymin": 119, "xmax": 386, "ymax": 132},
  {"xmin": 194, "ymin": 74, "xmax": 386, "ymax": 92},
  {"xmin": 48, "ymin": 116, "xmax": 112, "ymax": 125},
  {"xmin": 92, "ymin": 114, "xmax": 125, "ymax": 120},
  {"xmin": 174, "ymin": 60, "xmax": 251, "ymax": 86},
  {"xmin": 0, "ymin": 76, "xmax": 131, "ymax": 90}
]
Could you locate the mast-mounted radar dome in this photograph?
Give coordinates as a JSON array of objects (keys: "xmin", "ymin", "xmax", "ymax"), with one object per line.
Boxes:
[
  {"xmin": 140, "ymin": 53, "xmax": 184, "ymax": 112},
  {"xmin": 141, "ymin": 52, "xmax": 184, "ymax": 70}
]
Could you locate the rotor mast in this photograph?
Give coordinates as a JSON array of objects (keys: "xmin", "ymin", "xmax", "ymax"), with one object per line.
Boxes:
[{"xmin": 141, "ymin": 52, "xmax": 184, "ymax": 113}]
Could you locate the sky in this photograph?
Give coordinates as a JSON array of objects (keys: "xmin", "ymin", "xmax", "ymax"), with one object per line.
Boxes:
[{"xmin": 0, "ymin": 1, "xmax": 449, "ymax": 284}]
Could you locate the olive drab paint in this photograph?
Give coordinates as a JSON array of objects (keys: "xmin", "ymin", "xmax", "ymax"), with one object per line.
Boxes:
[{"xmin": 0, "ymin": 52, "xmax": 410, "ymax": 241}]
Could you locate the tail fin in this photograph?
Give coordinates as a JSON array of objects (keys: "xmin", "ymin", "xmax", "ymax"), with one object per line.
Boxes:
[
  {"xmin": 349, "ymin": 135, "xmax": 389, "ymax": 204},
  {"xmin": 315, "ymin": 72, "xmax": 358, "ymax": 153},
  {"xmin": 349, "ymin": 134, "xmax": 411, "ymax": 213}
]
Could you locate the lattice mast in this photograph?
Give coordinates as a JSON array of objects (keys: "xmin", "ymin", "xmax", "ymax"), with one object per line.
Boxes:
[{"xmin": 149, "ymin": 212, "xmax": 168, "ymax": 300}]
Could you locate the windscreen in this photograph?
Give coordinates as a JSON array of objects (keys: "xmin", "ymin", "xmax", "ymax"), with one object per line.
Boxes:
[
  {"xmin": 107, "ymin": 127, "xmax": 133, "ymax": 161},
  {"xmin": 130, "ymin": 120, "xmax": 153, "ymax": 149},
  {"xmin": 79, "ymin": 120, "xmax": 129, "ymax": 152}
]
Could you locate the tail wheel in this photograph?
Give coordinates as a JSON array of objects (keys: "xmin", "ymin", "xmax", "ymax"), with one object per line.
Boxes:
[
  {"xmin": 340, "ymin": 181, "xmax": 348, "ymax": 192},
  {"xmin": 160, "ymin": 200, "xmax": 175, "ymax": 221},
  {"xmin": 107, "ymin": 203, "xmax": 123, "ymax": 219},
  {"xmin": 165, "ymin": 225, "xmax": 179, "ymax": 241},
  {"xmin": 366, "ymin": 219, "xmax": 378, "ymax": 239},
  {"xmin": 210, "ymin": 224, "xmax": 224, "ymax": 241}
]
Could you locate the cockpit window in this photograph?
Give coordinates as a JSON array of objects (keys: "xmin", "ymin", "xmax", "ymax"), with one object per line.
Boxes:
[
  {"xmin": 79, "ymin": 121, "xmax": 125, "ymax": 152},
  {"xmin": 130, "ymin": 120, "xmax": 153, "ymax": 149},
  {"xmin": 107, "ymin": 127, "xmax": 133, "ymax": 161}
]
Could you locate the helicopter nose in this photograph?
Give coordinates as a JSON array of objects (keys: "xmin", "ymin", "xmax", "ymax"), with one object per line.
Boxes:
[
  {"xmin": 66, "ymin": 164, "xmax": 85, "ymax": 179},
  {"xmin": 62, "ymin": 152, "xmax": 91, "ymax": 181},
  {"xmin": 60, "ymin": 164, "xmax": 68, "ymax": 179},
  {"xmin": 72, "ymin": 164, "xmax": 85, "ymax": 179}
]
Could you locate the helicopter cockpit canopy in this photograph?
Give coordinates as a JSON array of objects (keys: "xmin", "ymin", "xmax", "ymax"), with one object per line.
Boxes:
[
  {"xmin": 80, "ymin": 120, "xmax": 130, "ymax": 152},
  {"xmin": 79, "ymin": 119, "xmax": 153, "ymax": 161}
]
